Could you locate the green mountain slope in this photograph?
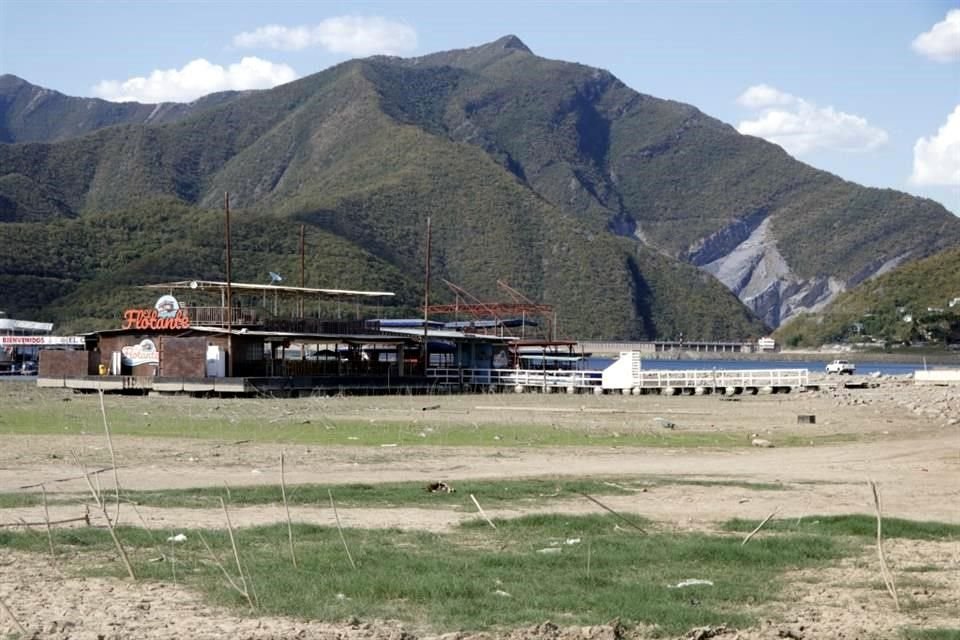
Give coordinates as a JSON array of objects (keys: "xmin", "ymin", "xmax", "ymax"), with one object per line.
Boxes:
[
  {"xmin": 775, "ymin": 247, "xmax": 960, "ymax": 347},
  {"xmin": 1, "ymin": 36, "xmax": 956, "ymax": 340},
  {"xmin": 388, "ymin": 38, "xmax": 959, "ymax": 326},
  {"xmin": 0, "ymin": 74, "xmax": 242, "ymax": 144},
  {"xmin": 0, "ymin": 60, "xmax": 762, "ymax": 339}
]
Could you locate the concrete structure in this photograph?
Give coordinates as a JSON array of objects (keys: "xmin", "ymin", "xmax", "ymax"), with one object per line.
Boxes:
[
  {"xmin": 914, "ymin": 369, "xmax": 960, "ymax": 385},
  {"xmin": 580, "ymin": 340, "xmax": 754, "ymax": 356}
]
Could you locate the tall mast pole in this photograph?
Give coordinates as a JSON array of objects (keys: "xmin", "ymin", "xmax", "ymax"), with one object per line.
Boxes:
[
  {"xmin": 422, "ymin": 216, "xmax": 431, "ymax": 374},
  {"xmin": 225, "ymin": 192, "xmax": 233, "ymax": 377},
  {"xmin": 299, "ymin": 224, "xmax": 305, "ymax": 318}
]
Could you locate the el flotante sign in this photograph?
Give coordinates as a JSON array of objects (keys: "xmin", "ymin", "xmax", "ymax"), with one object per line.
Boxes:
[
  {"xmin": 121, "ymin": 295, "xmax": 191, "ymax": 331},
  {"xmin": 121, "ymin": 339, "xmax": 160, "ymax": 366}
]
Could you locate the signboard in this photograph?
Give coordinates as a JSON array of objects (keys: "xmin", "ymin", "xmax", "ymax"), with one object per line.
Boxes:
[
  {"xmin": 121, "ymin": 339, "xmax": 160, "ymax": 366},
  {"xmin": 0, "ymin": 336, "xmax": 85, "ymax": 346},
  {"xmin": 121, "ymin": 295, "xmax": 190, "ymax": 330},
  {"xmin": 0, "ymin": 319, "xmax": 53, "ymax": 332}
]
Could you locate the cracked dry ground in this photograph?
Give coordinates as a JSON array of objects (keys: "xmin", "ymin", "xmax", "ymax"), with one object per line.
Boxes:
[{"xmin": 1, "ymin": 383, "xmax": 958, "ymax": 639}]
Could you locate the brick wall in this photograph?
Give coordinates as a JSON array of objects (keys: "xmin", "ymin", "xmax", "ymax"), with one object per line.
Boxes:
[
  {"xmin": 159, "ymin": 336, "xmax": 207, "ymax": 377},
  {"xmin": 39, "ymin": 350, "xmax": 96, "ymax": 377}
]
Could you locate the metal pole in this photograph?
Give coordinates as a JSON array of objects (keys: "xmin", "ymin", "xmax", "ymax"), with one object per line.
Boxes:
[
  {"xmin": 225, "ymin": 192, "xmax": 233, "ymax": 377},
  {"xmin": 299, "ymin": 224, "xmax": 305, "ymax": 318},
  {"xmin": 422, "ymin": 216, "xmax": 431, "ymax": 374}
]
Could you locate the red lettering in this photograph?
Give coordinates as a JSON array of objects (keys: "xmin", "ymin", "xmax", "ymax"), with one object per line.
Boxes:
[
  {"xmin": 122, "ymin": 309, "xmax": 141, "ymax": 330},
  {"xmin": 121, "ymin": 308, "xmax": 191, "ymax": 330}
]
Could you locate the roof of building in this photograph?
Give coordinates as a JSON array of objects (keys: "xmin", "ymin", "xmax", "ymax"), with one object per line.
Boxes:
[
  {"xmin": 143, "ymin": 280, "xmax": 395, "ymax": 298},
  {"xmin": 378, "ymin": 327, "xmax": 517, "ymax": 342},
  {"xmin": 84, "ymin": 325, "xmax": 411, "ymax": 345},
  {"xmin": 0, "ymin": 318, "xmax": 54, "ymax": 332}
]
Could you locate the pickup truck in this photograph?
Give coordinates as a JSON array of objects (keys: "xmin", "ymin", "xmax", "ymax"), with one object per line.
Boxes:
[{"xmin": 825, "ymin": 359, "xmax": 856, "ymax": 375}]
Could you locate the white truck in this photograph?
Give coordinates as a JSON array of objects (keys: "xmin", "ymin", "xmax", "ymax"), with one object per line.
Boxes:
[{"xmin": 825, "ymin": 359, "xmax": 856, "ymax": 375}]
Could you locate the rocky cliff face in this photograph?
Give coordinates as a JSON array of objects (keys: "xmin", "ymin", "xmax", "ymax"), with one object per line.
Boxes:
[{"xmin": 693, "ymin": 214, "xmax": 919, "ymax": 327}]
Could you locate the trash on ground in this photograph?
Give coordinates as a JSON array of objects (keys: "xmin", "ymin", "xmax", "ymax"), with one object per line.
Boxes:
[{"xmin": 669, "ymin": 578, "xmax": 714, "ymax": 588}]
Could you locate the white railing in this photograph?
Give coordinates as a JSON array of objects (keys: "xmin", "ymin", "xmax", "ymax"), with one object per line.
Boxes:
[
  {"xmin": 427, "ymin": 367, "xmax": 602, "ymax": 389},
  {"xmin": 629, "ymin": 368, "xmax": 809, "ymax": 389},
  {"xmin": 427, "ymin": 366, "xmax": 809, "ymax": 391}
]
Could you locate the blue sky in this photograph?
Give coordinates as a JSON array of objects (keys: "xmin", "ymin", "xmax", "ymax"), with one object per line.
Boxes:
[{"xmin": 2, "ymin": 0, "xmax": 958, "ymax": 213}]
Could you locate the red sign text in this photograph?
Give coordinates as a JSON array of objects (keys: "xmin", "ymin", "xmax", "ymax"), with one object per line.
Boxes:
[{"xmin": 121, "ymin": 309, "xmax": 191, "ymax": 331}]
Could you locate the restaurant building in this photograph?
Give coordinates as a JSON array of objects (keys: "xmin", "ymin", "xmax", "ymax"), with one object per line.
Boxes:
[{"xmin": 37, "ymin": 280, "xmax": 517, "ymax": 395}]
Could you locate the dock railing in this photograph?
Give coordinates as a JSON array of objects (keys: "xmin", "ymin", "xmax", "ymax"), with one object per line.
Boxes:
[
  {"xmin": 427, "ymin": 367, "xmax": 601, "ymax": 390},
  {"xmin": 427, "ymin": 365, "xmax": 809, "ymax": 392}
]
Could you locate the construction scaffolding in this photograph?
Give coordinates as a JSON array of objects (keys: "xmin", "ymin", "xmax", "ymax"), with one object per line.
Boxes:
[{"xmin": 424, "ymin": 280, "xmax": 556, "ymax": 339}]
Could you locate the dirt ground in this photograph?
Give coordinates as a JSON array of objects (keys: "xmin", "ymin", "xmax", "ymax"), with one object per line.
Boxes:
[{"xmin": 1, "ymin": 381, "xmax": 958, "ymax": 639}]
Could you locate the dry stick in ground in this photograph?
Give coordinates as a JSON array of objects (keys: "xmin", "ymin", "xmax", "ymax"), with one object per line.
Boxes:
[
  {"xmin": 170, "ymin": 530, "xmax": 177, "ymax": 585},
  {"xmin": 576, "ymin": 491, "xmax": 646, "ymax": 534},
  {"xmin": 280, "ymin": 452, "xmax": 298, "ymax": 568},
  {"xmin": 469, "ymin": 494, "xmax": 497, "ymax": 529},
  {"xmin": 869, "ymin": 480, "xmax": 900, "ymax": 611},
  {"xmin": 198, "ymin": 532, "xmax": 253, "ymax": 609},
  {"xmin": 219, "ymin": 497, "xmax": 256, "ymax": 608},
  {"xmin": 72, "ymin": 451, "xmax": 136, "ymax": 580},
  {"xmin": 0, "ymin": 514, "xmax": 89, "ymax": 529},
  {"xmin": 41, "ymin": 484, "xmax": 55, "ymax": 557},
  {"xmin": 97, "ymin": 389, "xmax": 123, "ymax": 525},
  {"xmin": 586, "ymin": 540, "xmax": 592, "ymax": 579},
  {"xmin": 0, "ymin": 594, "xmax": 27, "ymax": 636},
  {"xmin": 741, "ymin": 507, "xmax": 781, "ymax": 546},
  {"xmin": 19, "ymin": 466, "xmax": 114, "ymax": 489},
  {"xmin": 126, "ymin": 501, "xmax": 172, "ymax": 567},
  {"xmin": 328, "ymin": 489, "xmax": 357, "ymax": 569}
]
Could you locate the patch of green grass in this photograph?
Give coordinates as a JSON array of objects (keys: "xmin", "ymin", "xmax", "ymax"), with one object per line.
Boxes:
[
  {"xmin": 774, "ymin": 433, "xmax": 863, "ymax": 447},
  {"xmin": 723, "ymin": 514, "xmax": 960, "ymax": 541},
  {"xmin": 647, "ymin": 477, "xmax": 785, "ymax": 491},
  {"xmin": 0, "ymin": 475, "xmax": 783, "ymax": 510},
  {"xmin": 0, "ymin": 492, "xmax": 59, "ymax": 508},
  {"xmin": 900, "ymin": 629, "xmax": 960, "ymax": 640},
  {"xmin": 0, "ymin": 407, "xmax": 741, "ymax": 448},
  {"xmin": 125, "ymin": 478, "xmax": 634, "ymax": 509},
  {"xmin": 0, "ymin": 514, "xmax": 850, "ymax": 635},
  {"xmin": 0, "ymin": 404, "xmax": 857, "ymax": 449},
  {"xmin": 0, "ymin": 385, "xmax": 863, "ymax": 449}
]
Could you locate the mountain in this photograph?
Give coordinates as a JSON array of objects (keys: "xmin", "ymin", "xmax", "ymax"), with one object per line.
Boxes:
[
  {"xmin": 775, "ymin": 246, "xmax": 960, "ymax": 347},
  {"xmin": 0, "ymin": 74, "xmax": 243, "ymax": 143},
  {"xmin": 1, "ymin": 36, "xmax": 957, "ymax": 338}
]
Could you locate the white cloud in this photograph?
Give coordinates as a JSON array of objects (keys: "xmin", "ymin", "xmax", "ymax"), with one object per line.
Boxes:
[
  {"xmin": 912, "ymin": 9, "xmax": 960, "ymax": 62},
  {"xmin": 735, "ymin": 84, "xmax": 796, "ymax": 109},
  {"xmin": 92, "ymin": 57, "xmax": 298, "ymax": 103},
  {"xmin": 233, "ymin": 16, "xmax": 417, "ymax": 56},
  {"xmin": 910, "ymin": 105, "xmax": 960, "ymax": 186},
  {"xmin": 736, "ymin": 85, "xmax": 889, "ymax": 156}
]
